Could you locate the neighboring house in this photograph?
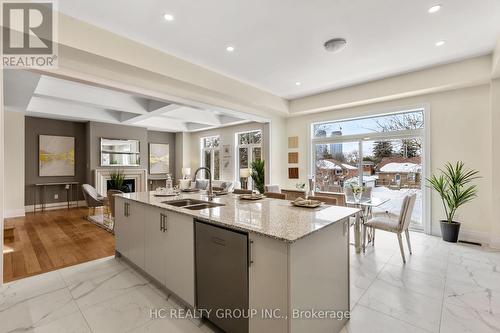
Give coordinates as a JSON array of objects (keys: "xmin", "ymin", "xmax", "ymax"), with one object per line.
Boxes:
[
  {"xmin": 315, "ymin": 159, "xmax": 358, "ymax": 190},
  {"xmin": 376, "ymin": 156, "xmax": 422, "ymax": 188}
]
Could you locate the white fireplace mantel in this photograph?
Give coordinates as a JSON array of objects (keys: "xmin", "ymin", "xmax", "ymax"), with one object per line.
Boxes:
[{"xmin": 94, "ymin": 169, "xmax": 147, "ymax": 195}]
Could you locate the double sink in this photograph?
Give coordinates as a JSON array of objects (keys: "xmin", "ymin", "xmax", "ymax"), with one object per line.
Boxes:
[{"xmin": 162, "ymin": 199, "xmax": 225, "ymax": 210}]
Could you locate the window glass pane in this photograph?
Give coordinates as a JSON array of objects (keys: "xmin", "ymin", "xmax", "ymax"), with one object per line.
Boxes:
[
  {"xmin": 213, "ymin": 150, "xmax": 220, "ymax": 180},
  {"xmin": 362, "ymin": 138, "xmax": 422, "ymax": 228},
  {"xmin": 203, "ymin": 150, "xmax": 211, "ymax": 179},
  {"xmin": 238, "ymin": 130, "xmax": 262, "ymax": 145},
  {"xmin": 313, "ymin": 110, "xmax": 423, "ymax": 138},
  {"xmin": 213, "ymin": 137, "xmax": 220, "ymax": 148},
  {"xmin": 314, "ymin": 141, "xmax": 360, "ymax": 192},
  {"xmin": 238, "ymin": 133, "xmax": 248, "ymax": 145},
  {"xmin": 252, "ymin": 147, "xmax": 262, "ymax": 162},
  {"xmin": 249, "ymin": 131, "xmax": 262, "ymax": 144},
  {"xmin": 202, "ymin": 136, "xmax": 220, "ymax": 148},
  {"xmin": 239, "ymin": 147, "xmax": 248, "ymax": 169}
]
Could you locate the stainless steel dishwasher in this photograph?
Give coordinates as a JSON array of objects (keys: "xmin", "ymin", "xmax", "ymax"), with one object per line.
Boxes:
[{"xmin": 195, "ymin": 220, "xmax": 249, "ymax": 333}]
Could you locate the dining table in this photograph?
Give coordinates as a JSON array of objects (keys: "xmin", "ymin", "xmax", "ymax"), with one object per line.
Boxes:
[{"xmin": 346, "ymin": 197, "xmax": 390, "ymax": 253}]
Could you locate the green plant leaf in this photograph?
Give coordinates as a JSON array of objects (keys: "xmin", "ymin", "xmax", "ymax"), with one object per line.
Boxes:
[{"xmin": 426, "ymin": 161, "xmax": 480, "ymax": 223}]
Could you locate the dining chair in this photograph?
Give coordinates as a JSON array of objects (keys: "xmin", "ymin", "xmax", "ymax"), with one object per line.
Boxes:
[
  {"xmin": 264, "ymin": 184, "xmax": 281, "ymax": 193},
  {"xmin": 307, "ymin": 195, "xmax": 339, "ymax": 206},
  {"xmin": 233, "ymin": 189, "xmax": 253, "ymax": 194},
  {"xmin": 264, "ymin": 192, "xmax": 286, "ymax": 199},
  {"xmin": 363, "ymin": 194, "xmax": 417, "ymax": 263}
]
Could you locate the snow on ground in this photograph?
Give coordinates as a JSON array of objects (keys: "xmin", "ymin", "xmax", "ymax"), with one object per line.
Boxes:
[{"xmin": 370, "ymin": 186, "xmax": 422, "ymax": 226}]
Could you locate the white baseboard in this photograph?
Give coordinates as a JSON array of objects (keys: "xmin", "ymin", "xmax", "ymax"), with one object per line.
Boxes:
[
  {"xmin": 490, "ymin": 236, "xmax": 500, "ymax": 250},
  {"xmin": 431, "ymin": 227, "xmax": 490, "ymax": 246},
  {"xmin": 4, "ymin": 208, "xmax": 26, "ymax": 218},
  {"xmin": 24, "ymin": 200, "xmax": 87, "ymax": 213},
  {"xmin": 458, "ymin": 229, "xmax": 490, "ymax": 246}
]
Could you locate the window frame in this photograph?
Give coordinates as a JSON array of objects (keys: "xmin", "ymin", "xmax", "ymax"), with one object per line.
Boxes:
[
  {"xmin": 200, "ymin": 135, "xmax": 221, "ymax": 180},
  {"xmin": 309, "ymin": 107, "xmax": 429, "ymax": 232},
  {"xmin": 235, "ymin": 130, "xmax": 263, "ymax": 187}
]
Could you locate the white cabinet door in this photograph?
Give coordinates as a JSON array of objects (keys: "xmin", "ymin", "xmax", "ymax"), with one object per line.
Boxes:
[
  {"xmin": 114, "ymin": 197, "xmax": 130, "ymax": 258},
  {"xmin": 144, "ymin": 206, "xmax": 167, "ymax": 284},
  {"xmin": 164, "ymin": 212, "xmax": 195, "ymax": 307},
  {"xmin": 127, "ymin": 201, "xmax": 145, "ymax": 270}
]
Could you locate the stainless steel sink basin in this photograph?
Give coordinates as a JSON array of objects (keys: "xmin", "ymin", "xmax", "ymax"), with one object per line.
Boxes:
[
  {"xmin": 184, "ymin": 202, "xmax": 225, "ymax": 210},
  {"xmin": 162, "ymin": 199, "xmax": 225, "ymax": 210},
  {"xmin": 162, "ymin": 199, "xmax": 204, "ymax": 207}
]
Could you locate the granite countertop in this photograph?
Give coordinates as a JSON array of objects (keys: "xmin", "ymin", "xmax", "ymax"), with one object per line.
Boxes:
[{"xmin": 117, "ymin": 192, "xmax": 360, "ymax": 243}]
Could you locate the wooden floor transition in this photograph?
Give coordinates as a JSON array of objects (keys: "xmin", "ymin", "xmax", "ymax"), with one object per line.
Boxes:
[{"xmin": 3, "ymin": 207, "xmax": 115, "ymax": 283}]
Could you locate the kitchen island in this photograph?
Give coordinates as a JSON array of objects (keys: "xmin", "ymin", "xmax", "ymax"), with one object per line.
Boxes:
[{"xmin": 114, "ymin": 191, "xmax": 359, "ymax": 333}]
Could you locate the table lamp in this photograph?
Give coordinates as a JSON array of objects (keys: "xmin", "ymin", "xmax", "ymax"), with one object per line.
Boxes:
[
  {"xmin": 182, "ymin": 167, "xmax": 191, "ymax": 179},
  {"xmin": 240, "ymin": 168, "xmax": 250, "ymax": 189}
]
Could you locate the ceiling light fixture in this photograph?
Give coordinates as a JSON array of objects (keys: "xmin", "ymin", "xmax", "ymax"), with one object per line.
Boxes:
[
  {"xmin": 226, "ymin": 46, "xmax": 235, "ymax": 52},
  {"xmin": 163, "ymin": 13, "xmax": 174, "ymax": 21},
  {"xmin": 435, "ymin": 40, "xmax": 446, "ymax": 47},
  {"xmin": 324, "ymin": 38, "xmax": 347, "ymax": 53},
  {"xmin": 428, "ymin": 4, "xmax": 441, "ymax": 13},
  {"xmin": 295, "ymin": 81, "xmax": 301, "ymax": 86}
]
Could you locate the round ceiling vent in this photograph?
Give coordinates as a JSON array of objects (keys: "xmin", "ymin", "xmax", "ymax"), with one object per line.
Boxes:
[{"xmin": 324, "ymin": 38, "xmax": 347, "ymax": 53}]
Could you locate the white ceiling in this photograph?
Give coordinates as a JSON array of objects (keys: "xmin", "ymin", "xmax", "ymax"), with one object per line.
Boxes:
[
  {"xmin": 58, "ymin": 0, "xmax": 500, "ymax": 99},
  {"xmin": 3, "ymin": 70, "xmax": 257, "ymax": 132}
]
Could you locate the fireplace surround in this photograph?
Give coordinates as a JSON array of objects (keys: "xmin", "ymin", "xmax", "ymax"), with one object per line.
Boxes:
[{"xmin": 94, "ymin": 169, "xmax": 147, "ymax": 195}]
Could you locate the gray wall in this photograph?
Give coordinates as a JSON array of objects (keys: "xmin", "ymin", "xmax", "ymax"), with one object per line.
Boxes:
[
  {"xmin": 25, "ymin": 117, "xmax": 87, "ymax": 205},
  {"xmin": 86, "ymin": 122, "xmax": 149, "ymax": 185},
  {"xmin": 147, "ymin": 130, "xmax": 176, "ymax": 179},
  {"xmin": 24, "ymin": 118, "xmax": 177, "ymax": 205}
]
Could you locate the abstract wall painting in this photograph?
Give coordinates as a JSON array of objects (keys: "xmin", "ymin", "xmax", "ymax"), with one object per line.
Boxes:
[
  {"xmin": 39, "ymin": 135, "xmax": 75, "ymax": 177},
  {"xmin": 149, "ymin": 143, "xmax": 170, "ymax": 174}
]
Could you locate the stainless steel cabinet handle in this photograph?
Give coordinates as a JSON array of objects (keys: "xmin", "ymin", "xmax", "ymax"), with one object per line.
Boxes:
[
  {"xmin": 159, "ymin": 213, "xmax": 167, "ymax": 232},
  {"xmin": 124, "ymin": 203, "xmax": 129, "ymax": 217},
  {"xmin": 248, "ymin": 239, "xmax": 254, "ymax": 267}
]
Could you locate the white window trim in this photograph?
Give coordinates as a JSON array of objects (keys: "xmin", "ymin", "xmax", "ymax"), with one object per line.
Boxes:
[
  {"xmin": 309, "ymin": 105, "xmax": 431, "ymax": 234},
  {"xmin": 200, "ymin": 136, "xmax": 220, "ymax": 180}
]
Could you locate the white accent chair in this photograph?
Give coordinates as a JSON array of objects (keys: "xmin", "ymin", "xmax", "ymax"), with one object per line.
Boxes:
[
  {"xmin": 363, "ymin": 194, "xmax": 417, "ymax": 263},
  {"xmin": 82, "ymin": 184, "xmax": 107, "ymax": 216}
]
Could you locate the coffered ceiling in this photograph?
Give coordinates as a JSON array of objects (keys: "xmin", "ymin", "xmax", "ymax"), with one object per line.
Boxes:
[{"xmin": 3, "ymin": 70, "xmax": 258, "ymax": 132}]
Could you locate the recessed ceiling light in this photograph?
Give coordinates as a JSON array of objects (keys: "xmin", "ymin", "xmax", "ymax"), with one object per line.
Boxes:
[
  {"xmin": 163, "ymin": 13, "xmax": 174, "ymax": 21},
  {"xmin": 435, "ymin": 40, "xmax": 446, "ymax": 47},
  {"xmin": 226, "ymin": 46, "xmax": 235, "ymax": 52},
  {"xmin": 428, "ymin": 4, "xmax": 441, "ymax": 13},
  {"xmin": 295, "ymin": 81, "xmax": 302, "ymax": 86}
]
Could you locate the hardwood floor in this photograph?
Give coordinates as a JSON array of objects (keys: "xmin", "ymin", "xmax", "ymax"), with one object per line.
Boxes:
[{"xmin": 3, "ymin": 207, "xmax": 115, "ymax": 282}]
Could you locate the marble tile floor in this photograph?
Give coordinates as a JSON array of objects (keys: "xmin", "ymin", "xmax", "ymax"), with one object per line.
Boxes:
[{"xmin": 1, "ymin": 230, "xmax": 499, "ymax": 333}]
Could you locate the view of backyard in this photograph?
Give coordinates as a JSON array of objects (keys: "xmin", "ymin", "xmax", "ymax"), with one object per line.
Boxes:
[{"xmin": 312, "ymin": 110, "xmax": 424, "ymax": 227}]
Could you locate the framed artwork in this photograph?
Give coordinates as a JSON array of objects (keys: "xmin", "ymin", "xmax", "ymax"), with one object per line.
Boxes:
[
  {"xmin": 288, "ymin": 167, "xmax": 299, "ymax": 179},
  {"xmin": 149, "ymin": 143, "xmax": 170, "ymax": 174},
  {"xmin": 39, "ymin": 135, "xmax": 75, "ymax": 177},
  {"xmin": 222, "ymin": 144, "xmax": 231, "ymax": 157},
  {"xmin": 288, "ymin": 136, "xmax": 299, "ymax": 149},
  {"xmin": 288, "ymin": 152, "xmax": 299, "ymax": 164}
]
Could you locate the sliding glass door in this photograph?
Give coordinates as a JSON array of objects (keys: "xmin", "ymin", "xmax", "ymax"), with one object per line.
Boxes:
[{"xmin": 311, "ymin": 110, "xmax": 426, "ymax": 231}]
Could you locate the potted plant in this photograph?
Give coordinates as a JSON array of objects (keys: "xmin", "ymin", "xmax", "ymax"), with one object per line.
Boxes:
[
  {"xmin": 109, "ymin": 170, "xmax": 126, "ymax": 192},
  {"xmin": 250, "ymin": 160, "xmax": 265, "ymax": 194},
  {"xmin": 427, "ymin": 162, "xmax": 480, "ymax": 243}
]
